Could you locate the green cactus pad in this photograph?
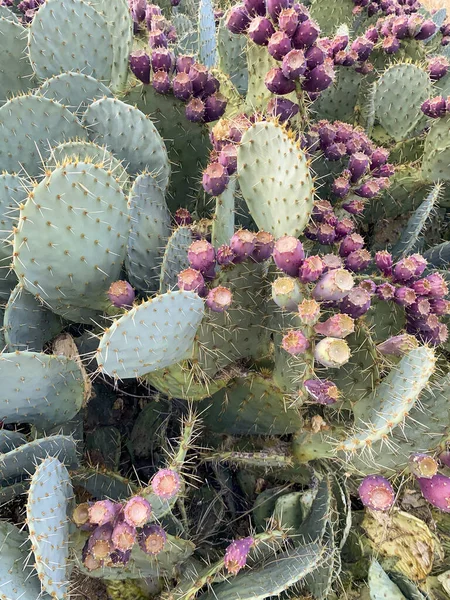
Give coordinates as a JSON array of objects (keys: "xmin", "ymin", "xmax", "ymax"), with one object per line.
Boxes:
[
  {"xmin": 72, "ymin": 467, "xmax": 137, "ymax": 500},
  {"xmin": 0, "ymin": 521, "xmax": 46, "ymax": 600},
  {"xmin": 199, "ymin": 542, "xmax": 325, "ymax": 600},
  {"xmin": 368, "ymin": 560, "xmax": 408, "ymax": 600},
  {"xmin": 422, "ymin": 113, "xmax": 450, "ymax": 182},
  {"xmin": 4, "ymin": 285, "xmax": 64, "ymax": 351},
  {"xmin": 297, "ymin": 477, "xmax": 332, "ymax": 544},
  {"xmin": 0, "ymin": 95, "xmax": 87, "ymax": 176},
  {"xmin": 47, "ymin": 140, "xmax": 128, "ymax": 187},
  {"xmin": 211, "ymin": 177, "xmax": 236, "ymax": 248},
  {"xmin": 145, "ymin": 361, "xmax": 230, "ymax": 400},
  {"xmin": 301, "ymin": 523, "xmax": 337, "ymax": 600},
  {"xmin": 13, "ymin": 161, "xmax": 129, "ymax": 315},
  {"xmin": 126, "ymin": 173, "xmax": 171, "ymax": 293},
  {"xmin": 198, "ymin": 0, "xmax": 217, "ymax": 68},
  {"xmin": 0, "ymin": 6, "xmax": 19, "ymax": 21},
  {"xmin": 96, "ymin": 290, "xmax": 204, "ymax": 378},
  {"xmin": 312, "ymin": 67, "xmax": 361, "ymax": 123},
  {"xmin": 28, "ymin": 0, "xmax": 113, "ymax": 83},
  {"xmin": 0, "ymin": 435, "xmax": 78, "ymax": 484},
  {"xmin": 0, "ymin": 351, "xmax": 85, "ymax": 429},
  {"xmin": 0, "ymin": 429, "xmax": 26, "ymax": 453},
  {"xmin": 373, "ymin": 64, "xmax": 431, "ymax": 142},
  {"xmin": 159, "ymin": 226, "xmax": 193, "ymax": 293},
  {"xmin": 83, "ymin": 97, "xmax": 170, "ymax": 189},
  {"xmin": 217, "ymin": 15, "xmax": 248, "ymax": 95},
  {"xmin": 37, "ymin": 72, "xmax": 112, "ymax": 115},
  {"xmin": 0, "ymin": 17, "xmax": 34, "ymax": 104},
  {"xmin": 89, "ymin": 0, "xmax": 133, "ymax": 93},
  {"xmin": 0, "ymin": 172, "xmax": 24, "ymax": 261},
  {"xmin": 237, "ymin": 121, "xmax": 314, "ymax": 238},
  {"xmin": 309, "ymin": 0, "xmax": 355, "ymax": 36},
  {"xmin": 200, "ymin": 373, "xmax": 303, "ymax": 435},
  {"xmin": 27, "ymin": 457, "xmax": 73, "ymax": 600},
  {"xmin": 173, "ymin": 13, "xmax": 199, "ymax": 57},
  {"xmin": 424, "ymin": 241, "xmax": 450, "ymax": 267}
]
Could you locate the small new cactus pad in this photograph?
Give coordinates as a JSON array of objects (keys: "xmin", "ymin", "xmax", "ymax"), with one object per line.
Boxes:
[
  {"xmin": 237, "ymin": 121, "xmax": 314, "ymax": 238},
  {"xmin": 96, "ymin": 290, "xmax": 204, "ymax": 378},
  {"xmin": 26, "ymin": 457, "xmax": 73, "ymax": 599},
  {"xmin": 28, "ymin": 0, "xmax": 113, "ymax": 83}
]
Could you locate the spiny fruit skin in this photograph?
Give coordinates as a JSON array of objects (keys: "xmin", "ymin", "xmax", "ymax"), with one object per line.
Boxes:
[
  {"xmin": 273, "ymin": 236, "xmax": 305, "ymax": 276},
  {"xmin": 178, "ymin": 268, "xmax": 206, "ymax": 295},
  {"xmin": 304, "ymin": 378, "xmax": 340, "ymax": 404},
  {"xmin": 409, "ymin": 453, "xmax": 439, "ymax": 479},
  {"xmin": 224, "ymin": 537, "xmax": 254, "ymax": 575},
  {"xmin": 123, "ymin": 496, "xmax": 152, "ymax": 527},
  {"xmin": 188, "ymin": 240, "xmax": 216, "ymax": 274},
  {"xmin": 139, "ymin": 524, "xmax": 167, "ymax": 555},
  {"xmin": 108, "ymin": 281, "xmax": 135, "ymax": 308},
  {"xmin": 314, "ymin": 314, "xmax": 354, "ymax": 338},
  {"xmin": 151, "ymin": 468, "xmax": 181, "ymax": 500},
  {"xmin": 314, "ymin": 337, "xmax": 351, "ymax": 368},
  {"xmin": 230, "ymin": 230, "xmax": 256, "ymax": 262},
  {"xmin": 89, "ymin": 500, "xmax": 119, "ymax": 526},
  {"xmin": 206, "ymin": 286, "xmax": 233, "ymax": 312},
  {"xmin": 417, "ymin": 474, "xmax": 450, "ymax": 512},
  {"xmin": 281, "ymin": 330, "xmax": 310, "ymax": 355},
  {"xmin": 358, "ymin": 475, "xmax": 395, "ymax": 511},
  {"xmin": 312, "ymin": 268, "xmax": 354, "ymax": 302}
]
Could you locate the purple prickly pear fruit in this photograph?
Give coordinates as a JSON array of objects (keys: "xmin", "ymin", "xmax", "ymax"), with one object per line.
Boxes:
[
  {"xmin": 359, "ymin": 279, "xmax": 376, "ymax": 295},
  {"xmin": 421, "ymin": 96, "xmax": 447, "ymax": 118},
  {"xmin": 355, "ymin": 178, "xmax": 383, "ymax": 198},
  {"xmin": 279, "ymin": 8, "xmax": 299, "ymax": 36},
  {"xmin": 408, "ymin": 297, "xmax": 431, "ymax": 318},
  {"xmin": 317, "ymin": 121, "xmax": 336, "ymax": 146},
  {"xmin": 305, "ymin": 42, "xmax": 327, "ymax": 69},
  {"xmin": 351, "ymin": 36, "xmax": 374, "ymax": 61},
  {"xmin": 265, "ymin": 68, "xmax": 296, "ymax": 94},
  {"xmin": 330, "ymin": 34, "xmax": 349, "ymax": 55},
  {"xmin": 267, "ymin": 96, "xmax": 299, "ymax": 121},
  {"xmin": 334, "ymin": 49, "xmax": 358, "ymax": 66},
  {"xmin": 244, "ymin": 0, "xmax": 266, "ymax": 16},
  {"xmin": 139, "ymin": 524, "xmax": 167, "ymax": 555},
  {"xmin": 151, "ymin": 48, "xmax": 173, "ymax": 72},
  {"xmin": 82, "ymin": 545, "xmax": 102, "ymax": 571},
  {"xmin": 281, "ymin": 329, "xmax": 310, "ymax": 355},
  {"xmin": 188, "ymin": 239, "xmax": 216, "ymax": 273},
  {"xmin": 218, "ymin": 144, "xmax": 238, "ymax": 174},
  {"xmin": 316, "ymin": 223, "xmax": 336, "ymax": 245},
  {"xmin": 252, "ymin": 231, "xmax": 275, "ymax": 262},
  {"xmin": 439, "ymin": 450, "xmax": 450, "ymax": 468},
  {"xmin": 299, "ymin": 255, "xmax": 325, "ymax": 283},
  {"xmin": 426, "ymin": 273, "xmax": 449, "ymax": 298},
  {"xmin": 176, "ymin": 55, "xmax": 195, "ymax": 73},
  {"xmin": 417, "ymin": 321, "xmax": 448, "ymax": 347},
  {"xmin": 73, "ymin": 503, "xmax": 92, "ymax": 528},
  {"xmin": 206, "ymin": 286, "xmax": 233, "ymax": 312},
  {"xmin": 203, "ymin": 74, "xmax": 220, "ymax": 97},
  {"xmin": 152, "ymin": 71, "xmax": 171, "ymax": 94},
  {"xmin": 272, "ymin": 276, "xmax": 302, "ymax": 311},
  {"xmin": 204, "ymin": 93, "xmax": 227, "ymax": 122},
  {"xmin": 152, "ymin": 468, "xmax": 182, "ymax": 500},
  {"xmin": 112, "ymin": 522, "xmax": 136, "ymax": 553},
  {"xmin": 417, "ymin": 474, "xmax": 450, "ymax": 512},
  {"xmin": 185, "ymin": 98, "xmax": 206, "ymax": 123},
  {"xmin": 372, "ymin": 163, "xmax": 394, "ymax": 178},
  {"xmin": 430, "ymin": 298, "xmax": 450, "ymax": 316},
  {"xmin": 375, "ymin": 250, "xmax": 393, "ymax": 276},
  {"xmin": 173, "ymin": 72, "xmax": 193, "ymax": 100},
  {"xmin": 226, "ymin": 4, "xmax": 251, "ymax": 33},
  {"xmin": 348, "ymin": 152, "xmax": 371, "ymax": 182},
  {"xmin": 312, "ymin": 268, "xmax": 354, "ymax": 302},
  {"xmin": 202, "ymin": 162, "xmax": 229, "ymax": 195},
  {"xmin": 148, "ymin": 28, "xmax": 168, "ymax": 49},
  {"xmin": 88, "ymin": 500, "xmax": 118, "ymax": 526},
  {"xmin": 342, "ymin": 198, "xmax": 365, "ymax": 215},
  {"xmin": 281, "ymin": 49, "xmax": 307, "ymax": 79},
  {"xmin": 415, "ymin": 19, "xmax": 437, "ymax": 40},
  {"xmin": 339, "ymin": 233, "xmax": 365, "ymax": 257},
  {"xmin": 314, "ymin": 313, "xmax": 355, "ymax": 338},
  {"xmin": 177, "ymin": 268, "xmax": 206, "ymax": 295},
  {"xmin": 123, "ymin": 496, "xmax": 152, "ymax": 527},
  {"xmin": 273, "ymin": 236, "xmax": 305, "ymax": 276},
  {"xmin": 365, "ymin": 26, "xmax": 378, "ymax": 42},
  {"xmin": 427, "ymin": 56, "xmax": 449, "ymax": 80},
  {"xmin": 303, "ymin": 58, "xmax": 335, "ymax": 92},
  {"xmin": 377, "ymin": 333, "xmax": 418, "ymax": 356},
  {"xmin": 174, "ymin": 208, "xmax": 192, "ymax": 226},
  {"xmin": 391, "ymin": 15, "xmax": 409, "ymax": 38},
  {"xmin": 335, "ymin": 218, "xmax": 355, "ymax": 239},
  {"xmin": 230, "ymin": 230, "xmax": 257, "ymax": 262},
  {"xmin": 129, "ymin": 51, "xmax": 151, "ymax": 84},
  {"xmin": 443, "ymin": 35, "xmax": 450, "ymax": 45},
  {"xmin": 304, "ymin": 224, "xmax": 318, "ymax": 241},
  {"xmin": 409, "ymin": 453, "xmax": 439, "ymax": 479},
  {"xmin": 382, "ymin": 35, "xmax": 400, "ymax": 54},
  {"xmin": 268, "ymin": 31, "xmax": 292, "ymax": 60},
  {"xmin": 109, "ymin": 549, "xmax": 132, "ymax": 566},
  {"xmin": 355, "ymin": 61, "xmax": 374, "ymax": 75},
  {"xmin": 292, "ymin": 17, "xmax": 320, "ymax": 48},
  {"xmin": 129, "ymin": 0, "xmax": 146, "ymax": 23},
  {"xmin": 298, "ymin": 298, "xmax": 321, "ymax": 325},
  {"xmin": 358, "ymin": 475, "xmax": 395, "ymax": 511},
  {"xmin": 248, "ymin": 16, "xmax": 276, "ymax": 44},
  {"xmin": 314, "ymin": 337, "xmax": 350, "ymax": 368},
  {"xmin": 88, "ymin": 524, "xmax": 114, "ymax": 560},
  {"xmin": 107, "ymin": 280, "xmax": 135, "ymax": 308},
  {"xmin": 340, "ymin": 287, "xmax": 371, "ymax": 318},
  {"xmin": 267, "ymin": 0, "xmax": 290, "ymax": 21},
  {"xmin": 376, "ymin": 282, "xmax": 396, "ymax": 301},
  {"xmin": 188, "ymin": 63, "xmax": 209, "ymax": 94},
  {"xmin": 344, "ymin": 249, "xmax": 371, "ymax": 272},
  {"xmin": 311, "ymin": 199, "xmax": 333, "ymax": 222},
  {"xmin": 332, "ymin": 175, "xmax": 351, "ymax": 198},
  {"xmin": 394, "ymin": 286, "xmax": 416, "ymax": 307},
  {"xmin": 304, "ymin": 378, "xmax": 340, "ymax": 404},
  {"xmin": 217, "ymin": 244, "xmax": 236, "ymax": 266},
  {"xmin": 224, "ymin": 537, "xmax": 254, "ymax": 575},
  {"xmin": 321, "ymin": 254, "xmax": 343, "ymax": 271},
  {"xmin": 393, "ymin": 257, "xmax": 417, "ymax": 283}
]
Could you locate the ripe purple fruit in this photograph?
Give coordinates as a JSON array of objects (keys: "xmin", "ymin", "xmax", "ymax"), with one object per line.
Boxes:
[
  {"xmin": 173, "ymin": 73, "xmax": 193, "ymax": 100},
  {"xmin": 273, "ymin": 236, "xmax": 305, "ymax": 276},
  {"xmin": 218, "ymin": 144, "xmax": 238, "ymax": 174},
  {"xmin": 107, "ymin": 280, "xmax": 135, "ymax": 308},
  {"xmin": 358, "ymin": 475, "xmax": 395, "ymax": 511},
  {"xmin": 224, "ymin": 537, "xmax": 254, "ymax": 575},
  {"xmin": 248, "ymin": 16, "xmax": 276, "ymax": 45},
  {"xmin": 298, "ymin": 255, "xmax": 324, "ymax": 283},
  {"xmin": 206, "ymin": 286, "xmax": 233, "ymax": 312},
  {"xmin": 252, "ymin": 231, "xmax": 275, "ymax": 262},
  {"xmin": 226, "ymin": 4, "xmax": 251, "ymax": 33},
  {"xmin": 304, "ymin": 378, "xmax": 340, "ymax": 404},
  {"xmin": 421, "ymin": 96, "xmax": 447, "ymax": 118},
  {"xmin": 123, "ymin": 496, "xmax": 152, "ymax": 527},
  {"xmin": 152, "ymin": 71, "xmax": 171, "ymax": 94},
  {"xmin": 268, "ymin": 31, "xmax": 292, "ymax": 60},
  {"xmin": 185, "ymin": 98, "xmax": 205, "ymax": 123},
  {"xmin": 139, "ymin": 524, "xmax": 167, "ymax": 555},
  {"xmin": 344, "ymin": 249, "xmax": 371, "ymax": 272},
  {"xmin": 348, "ymin": 152, "xmax": 371, "ymax": 182},
  {"xmin": 230, "ymin": 229, "xmax": 256, "ymax": 262},
  {"xmin": 417, "ymin": 474, "xmax": 450, "ymax": 512},
  {"xmin": 202, "ymin": 162, "xmax": 229, "ymax": 195},
  {"xmin": 292, "ymin": 18, "xmax": 320, "ymax": 48},
  {"xmin": 176, "ymin": 55, "xmax": 195, "ymax": 73},
  {"xmin": 302, "ymin": 59, "xmax": 335, "ymax": 93},
  {"xmin": 281, "ymin": 48, "xmax": 307, "ymax": 79},
  {"xmin": 151, "ymin": 469, "xmax": 182, "ymax": 499},
  {"xmin": 88, "ymin": 500, "xmax": 118, "ymax": 526},
  {"xmin": 278, "ymin": 7, "xmax": 299, "ymax": 36},
  {"xmin": 267, "ymin": 0, "xmax": 290, "ymax": 20},
  {"xmin": 217, "ymin": 244, "xmax": 236, "ymax": 266},
  {"xmin": 204, "ymin": 93, "xmax": 227, "ymax": 122},
  {"xmin": 281, "ymin": 330, "xmax": 310, "ymax": 355},
  {"xmin": 129, "ymin": 51, "xmax": 151, "ymax": 84},
  {"xmin": 427, "ymin": 56, "xmax": 449, "ymax": 80},
  {"xmin": 112, "ymin": 522, "xmax": 136, "ymax": 553},
  {"xmin": 339, "ymin": 233, "xmax": 365, "ymax": 257},
  {"xmin": 150, "ymin": 48, "xmax": 173, "ymax": 72},
  {"xmin": 188, "ymin": 63, "xmax": 209, "ymax": 94},
  {"xmin": 265, "ymin": 68, "xmax": 296, "ymax": 94},
  {"xmin": 188, "ymin": 239, "xmax": 216, "ymax": 273},
  {"xmin": 177, "ymin": 268, "xmax": 206, "ymax": 295},
  {"xmin": 340, "ymin": 287, "xmax": 371, "ymax": 318},
  {"xmin": 312, "ymin": 268, "xmax": 354, "ymax": 302},
  {"xmin": 244, "ymin": 0, "xmax": 266, "ymax": 16},
  {"xmin": 267, "ymin": 96, "xmax": 299, "ymax": 121}
]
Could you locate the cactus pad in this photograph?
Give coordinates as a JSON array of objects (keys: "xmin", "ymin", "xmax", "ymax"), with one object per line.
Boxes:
[
  {"xmin": 0, "ymin": 172, "xmax": 23, "ymax": 261},
  {"xmin": 37, "ymin": 72, "xmax": 112, "ymax": 115},
  {"xmin": 159, "ymin": 226, "xmax": 194, "ymax": 293},
  {"xmin": 237, "ymin": 121, "xmax": 314, "ymax": 238},
  {"xmin": 198, "ymin": 0, "xmax": 217, "ymax": 68},
  {"xmin": 422, "ymin": 113, "xmax": 450, "ymax": 182},
  {"xmin": 0, "ymin": 17, "xmax": 34, "ymax": 104},
  {"xmin": 217, "ymin": 15, "xmax": 248, "ymax": 95}
]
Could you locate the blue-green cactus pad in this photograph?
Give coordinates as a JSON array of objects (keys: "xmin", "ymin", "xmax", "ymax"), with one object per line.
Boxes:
[
  {"xmin": 126, "ymin": 173, "xmax": 171, "ymax": 292},
  {"xmin": 83, "ymin": 97, "xmax": 170, "ymax": 189},
  {"xmin": 37, "ymin": 72, "xmax": 112, "ymax": 115},
  {"xmin": 0, "ymin": 172, "xmax": 24, "ymax": 261},
  {"xmin": 0, "ymin": 6, "xmax": 19, "ymax": 21},
  {"xmin": 217, "ymin": 15, "xmax": 248, "ymax": 95},
  {"xmin": 4, "ymin": 285, "xmax": 64, "ymax": 351},
  {"xmin": 27, "ymin": 457, "xmax": 73, "ymax": 599},
  {"xmin": 0, "ymin": 17, "xmax": 34, "ymax": 104},
  {"xmin": 28, "ymin": 0, "xmax": 113, "ymax": 83},
  {"xmin": 0, "ymin": 95, "xmax": 87, "ymax": 176},
  {"xmin": 13, "ymin": 161, "xmax": 129, "ymax": 314},
  {"xmin": 198, "ymin": 0, "xmax": 217, "ymax": 68},
  {"xmin": 0, "ymin": 351, "xmax": 84, "ymax": 429},
  {"xmin": 96, "ymin": 290, "xmax": 204, "ymax": 378},
  {"xmin": 0, "ymin": 429, "xmax": 27, "ymax": 453},
  {"xmin": 159, "ymin": 226, "xmax": 193, "ymax": 293}
]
